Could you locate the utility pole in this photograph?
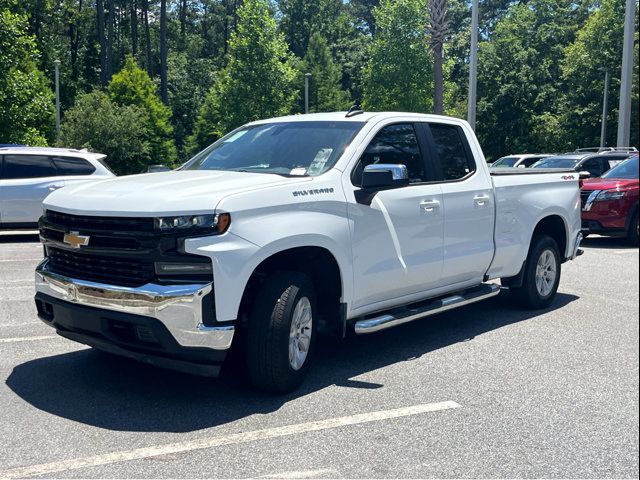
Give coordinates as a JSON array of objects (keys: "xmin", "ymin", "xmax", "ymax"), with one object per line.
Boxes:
[
  {"xmin": 616, "ymin": 0, "xmax": 636, "ymax": 147},
  {"xmin": 599, "ymin": 67, "xmax": 610, "ymax": 148},
  {"xmin": 54, "ymin": 59, "xmax": 61, "ymax": 145},
  {"xmin": 304, "ymin": 73, "xmax": 311, "ymax": 114},
  {"xmin": 467, "ymin": 0, "xmax": 479, "ymax": 130}
]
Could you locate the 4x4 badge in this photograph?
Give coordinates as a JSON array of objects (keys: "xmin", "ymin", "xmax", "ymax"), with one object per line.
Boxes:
[{"xmin": 63, "ymin": 231, "xmax": 90, "ymax": 248}]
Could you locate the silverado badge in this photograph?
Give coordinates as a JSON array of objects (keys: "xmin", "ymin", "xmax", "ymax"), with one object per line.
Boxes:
[{"xmin": 63, "ymin": 231, "xmax": 90, "ymax": 248}]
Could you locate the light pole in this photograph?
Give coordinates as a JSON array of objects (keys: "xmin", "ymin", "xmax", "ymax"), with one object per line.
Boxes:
[
  {"xmin": 598, "ymin": 67, "xmax": 610, "ymax": 148},
  {"xmin": 616, "ymin": 0, "xmax": 636, "ymax": 147},
  {"xmin": 467, "ymin": 0, "xmax": 479, "ymax": 130},
  {"xmin": 304, "ymin": 73, "xmax": 311, "ymax": 114},
  {"xmin": 54, "ymin": 59, "xmax": 61, "ymax": 145}
]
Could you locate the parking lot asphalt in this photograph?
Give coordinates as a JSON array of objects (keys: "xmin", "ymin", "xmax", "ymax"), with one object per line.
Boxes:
[{"xmin": 0, "ymin": 231, "xmax": 638, "ymax": 479}]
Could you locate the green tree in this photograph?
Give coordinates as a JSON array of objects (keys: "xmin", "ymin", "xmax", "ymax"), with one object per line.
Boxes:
[
  {"xmin": 362, "ymin": 0, "xmax": 433, "ymax": 112},
  {"xmin": 301, "ymin": 32, "xmax": 350, "ymax": 112},
  {"xmin": 187, "ymin": 0, "xmax": 297, "ymax": 152},
  {"xmin": 475, "ymin": 0, "xmax": 589, "ymax": 159},
  {"xmin": 60, "ymin": 91, "xmax": 151, "ymax": 175},
  {"xmin": 559, "ymin": 0, "xmax": 639, "ymax": 149},
  {"xmin": 108, "ymin": 56, "xmax": 177, "ymax": 165},
  {"xmin": 0, "ymin": 1, "xmax": 54, "ymax": 145}
]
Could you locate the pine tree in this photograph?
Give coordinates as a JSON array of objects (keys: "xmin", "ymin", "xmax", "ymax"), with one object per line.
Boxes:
[
  {"xmin": 187, "ymin": 0, "xmax": 297, "ymax": 152},
  {"xmin": 302, "ymin": 32, "xmax": 350, "ymax": 112},
  {"xmin": 108, "ymin": 56, "xmax": 177, "ymax": 165},
  {"xmin": 362, "ymin": 0, "xmax": 433, "ymax": 112}
]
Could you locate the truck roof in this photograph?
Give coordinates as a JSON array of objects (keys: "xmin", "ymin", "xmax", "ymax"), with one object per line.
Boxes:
[{"xmin": 247, "ymin": 111, "xmax": 469, "ymax": 126}]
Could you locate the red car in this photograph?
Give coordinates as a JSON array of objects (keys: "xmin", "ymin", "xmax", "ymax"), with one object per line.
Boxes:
[{"xmin": 581, "ymin": 155, "xmax": 639, "ymax": 245}]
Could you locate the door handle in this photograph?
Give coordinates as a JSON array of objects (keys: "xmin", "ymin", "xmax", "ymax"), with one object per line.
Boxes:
[
  {"xmin": 473, "ymin": 194, "xmax": 491, "ymax": 206},
  {"xmin": 48, "ymin": 184, "xmax": 63, "ymax": 191},
  {"xmin": 420, "ymin": 199, "xmax": 440, "ymax": 212}
]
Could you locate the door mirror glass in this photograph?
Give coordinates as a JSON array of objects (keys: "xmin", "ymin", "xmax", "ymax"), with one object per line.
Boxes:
[{"xmin": 361, "ymin": 164, "xmax": 410, "ymax": 190}]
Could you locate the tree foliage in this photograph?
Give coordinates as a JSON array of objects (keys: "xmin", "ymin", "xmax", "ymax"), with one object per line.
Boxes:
[
  {"xmin": 60, "ymin": 90, "xmax": 151, "ymax": 175},
  {"xmin": 362, "ymin": 0, "xmax": 434, "ymax": 113},
  {"xmin": 187, "ymin": 0, "xmax": 297, "ymax": 153},
  {"xmin": 108, "ymin": 56, "xmax": 177, "ymax": 165},
  {"xmin": 0, "ymin": 0, "xmax": 54, "ymax": 145},
  {"xmin": 301, "ymin": 32, "xmax": 350, "ymax": 112}
]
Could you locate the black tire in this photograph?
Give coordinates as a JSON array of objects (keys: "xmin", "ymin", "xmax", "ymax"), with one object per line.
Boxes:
[
  {"xmin": 627, "ymin": 210, "xmax": 639, "ymax": 246},
  {"xmin": 510, "ymin": 234, "xmax": 561, "ymax": 309},
  {"xmin": 247, "ymin": 271, "xmax": 317, "ymax": 393}
]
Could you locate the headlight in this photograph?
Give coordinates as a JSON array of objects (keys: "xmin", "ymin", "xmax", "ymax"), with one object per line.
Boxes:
[
  {"xmin": 596, "ymin": 189, "xmax": 627, "ymax": 201},
  {"xmin": 154, "ymin": 213, "xmax": 231, "ymax": 233}
]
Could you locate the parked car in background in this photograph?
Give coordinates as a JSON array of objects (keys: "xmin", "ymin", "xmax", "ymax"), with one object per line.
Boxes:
[
  {"xmin": 0, "ymin": 147, "xmax": 115, "ymax": 228},
  {"xmin": 490, "ymin": 153, "xmax": 553, "ymax": 168},
  {"xmin": 531, "ymin": 151, "xmax": 633, "ymax": 178},
  {"xmin": 581, "ymin": 156, "xmax": 639, "ymax": 245}
]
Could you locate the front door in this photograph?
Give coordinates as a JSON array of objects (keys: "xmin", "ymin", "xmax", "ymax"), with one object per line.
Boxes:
[{"xmin": 347, "ymin": 123, "xmax": 444, "ymax": 311}]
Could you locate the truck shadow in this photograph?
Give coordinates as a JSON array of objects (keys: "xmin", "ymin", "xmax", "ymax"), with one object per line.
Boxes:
[
  {"xmin": 581, "ymin": 236, "xmax": 636, "ymax": 250},
  {"xmin": 5, "ymin": 290, "xmax": 578, "ymax": 433}
]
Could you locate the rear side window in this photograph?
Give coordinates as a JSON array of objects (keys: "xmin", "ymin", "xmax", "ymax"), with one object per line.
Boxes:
[
  {"xmin": 51, "ymin": 156, "xmax": 96, "ymax": 176},
  {"xmin": 353, "ymin": 123, "xmax": 425, "ymax": 185},
  {"xmin": 522, "ymin": 156, "xmax": 545, "ymax": 167},
  {"xmin": 428, "ymin": 124, "xmax": 476, "ymax": 181},
  {"xmin": 3, "ymin": 155, "xmax": 58, "ymax": 179}
]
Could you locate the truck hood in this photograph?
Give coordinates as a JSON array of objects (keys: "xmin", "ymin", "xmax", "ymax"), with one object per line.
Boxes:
[
  {"xmin": 44, "ymin": 170, "xmax": 309, "ymax": 216},
  {"xmin": 582, "ymin": 178, "xmax": 638, "ymax": 191}
]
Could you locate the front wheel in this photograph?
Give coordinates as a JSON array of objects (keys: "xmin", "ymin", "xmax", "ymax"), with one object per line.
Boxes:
[
  {"xmin": 247, "ymin": 271, "xmax": 317, "ymax": 393},
  {"xmin": 510, "ymin": 234, "xmax": 561, "ymax": 309}
]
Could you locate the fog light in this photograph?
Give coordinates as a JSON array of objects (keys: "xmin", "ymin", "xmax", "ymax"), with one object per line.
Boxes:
[{"xmin": 154, "ymin": 262, "xmax": 213, "ymax": 275}]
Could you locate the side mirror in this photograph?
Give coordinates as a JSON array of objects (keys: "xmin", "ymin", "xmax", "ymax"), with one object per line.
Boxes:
[
  {"xmin": 578, "ymin": 171, "xmax": 593, "ymax": 180},
  {"xmin": 361, "ymin": 164, "xmax": 410, "ymax": 191}
]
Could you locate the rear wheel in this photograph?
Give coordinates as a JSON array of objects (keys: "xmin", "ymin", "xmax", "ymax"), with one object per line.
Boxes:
[
  {"xmin": 628, "ymin": 211, "xmax": 639, "ymax": 246},
  {"xmin": 247, "ymin": 271, "xmax": 317, "ymax": 393},
  {"xmin": 511, "ymin": 234, "xmax": 561, "ymax": 309}
]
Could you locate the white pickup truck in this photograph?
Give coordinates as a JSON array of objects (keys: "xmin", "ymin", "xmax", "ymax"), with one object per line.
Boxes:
[{"xmin": 35, "ymin": 112, "xmax": 583, "ymax": 392}]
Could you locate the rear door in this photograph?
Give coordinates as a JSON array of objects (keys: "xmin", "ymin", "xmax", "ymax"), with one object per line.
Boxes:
[
  {"xmin": 0, "ymin": 155, "xmax": 65, "ymax": 225},
  {"xmin": 425, "ymin": 122, "xmax": 495, "ymax": 287}
]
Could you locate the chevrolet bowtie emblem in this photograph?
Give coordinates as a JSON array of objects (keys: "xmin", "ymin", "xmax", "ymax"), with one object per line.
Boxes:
[{"xmin": 63, "ymin": 231, "xmax": 90, "ymax": 248}]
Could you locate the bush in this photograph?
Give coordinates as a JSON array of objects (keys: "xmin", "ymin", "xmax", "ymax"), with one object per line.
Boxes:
[{"xmin": 60, "ymin": 91, "xmax": 151, "ymax": 175}]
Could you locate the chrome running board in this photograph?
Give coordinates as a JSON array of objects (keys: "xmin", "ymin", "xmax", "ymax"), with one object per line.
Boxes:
[{"xmin": 354, "ymin": 283, "xmax": 501, "ymax": 334}]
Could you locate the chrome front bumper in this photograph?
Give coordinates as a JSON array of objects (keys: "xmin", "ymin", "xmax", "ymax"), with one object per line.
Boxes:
[{"xmin": 35, "ymin": 259, "xmax": 234, "ymax": 351}]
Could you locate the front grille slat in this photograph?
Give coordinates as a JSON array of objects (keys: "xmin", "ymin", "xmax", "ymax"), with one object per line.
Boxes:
[{"xmin": 48, "ymin": 248, "xmax": 154, "ymax": 287}]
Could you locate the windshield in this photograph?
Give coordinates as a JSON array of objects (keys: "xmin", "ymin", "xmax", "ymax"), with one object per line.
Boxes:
[
  {"xmin": 601, "ymin": 157, "xmax": 639, "ymax": 179},
  {"xmin": 492, "ymin": 156, "xmax": 520, "ymax": 167},
  {"xmin": 531, "ymin": 156, "xmax": 581, "ymax": 169},
  {"xmin": 181, "ymin": 121, "xmax": 365, "ymax": 176}
]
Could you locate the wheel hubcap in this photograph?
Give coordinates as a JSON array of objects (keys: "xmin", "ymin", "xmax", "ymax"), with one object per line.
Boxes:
[
  {"xmin": 289, "ymin": 296, "xmax": 312, "ymax": 371},
  {"xmin": 535, "ymin": 249, "xmax": 557, "ymax": 297}
]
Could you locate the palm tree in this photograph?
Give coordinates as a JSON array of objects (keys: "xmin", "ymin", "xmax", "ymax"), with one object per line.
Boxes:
[{"xmin": 429, "ymin": 0, "xmax": 449, "ymax": 114}]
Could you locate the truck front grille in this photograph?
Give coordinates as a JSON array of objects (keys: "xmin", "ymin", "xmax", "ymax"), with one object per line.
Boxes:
[
  {"xmin": 45, "ymin": 210, "xmax": 155, "ymax": 233},
  {"xmin": 47, "ymin": 247, "xmax": 155, "ymax": 287}
]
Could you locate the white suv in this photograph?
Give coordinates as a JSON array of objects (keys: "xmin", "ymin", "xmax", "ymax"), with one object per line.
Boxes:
[{"xmin": 0, "ymin": 147, "xmax": 115, "ymax": 228}]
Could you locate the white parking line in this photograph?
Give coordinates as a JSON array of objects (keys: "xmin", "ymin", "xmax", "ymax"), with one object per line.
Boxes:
[
  {"xmin": 0, "ymin": 335, "xmax": 58, "ymax": 344},
  {"xmin": 0, "ymin": 257, "xmax": 42, "ymax": 263},
  {"xmin": 0, "ymin": 401, "xmax": 461, "ymax": 479}
]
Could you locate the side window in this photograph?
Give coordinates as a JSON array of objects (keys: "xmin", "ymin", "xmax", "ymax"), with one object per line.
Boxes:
[
  {"xmin": 523, "ymin": 157, "xmax": 543, "ymax": 167},
  {"xmin": 51, "ymin": 156, "xmax": 96, "ymax": 176},
  {"xmin": 428, "ymin": 123, "xmax": 476, "ymax": 181},
  {"xmin": 582, "ymin": 159, "xmax": 603, "ymax": 176},
  {"xmin": 353, "ymin": 123, "xmax": 425, "ymax": 185},
  {"xmin": 3, "ymin": 155, "xmax": 58, "ymax": 179}
]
